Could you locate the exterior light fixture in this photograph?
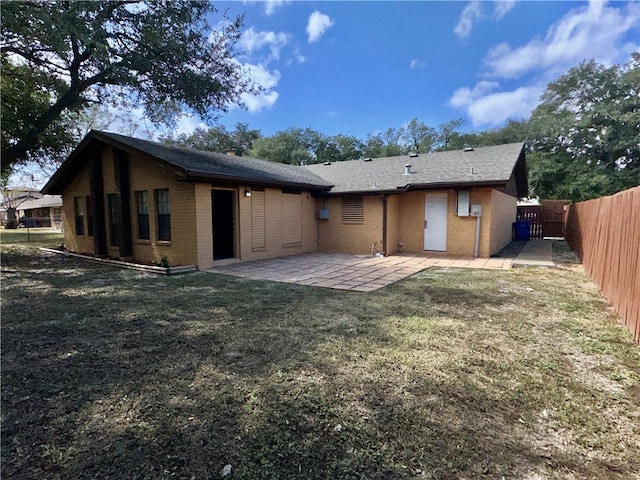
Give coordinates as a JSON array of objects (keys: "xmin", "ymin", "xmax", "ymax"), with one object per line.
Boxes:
[{"xmin": 244, "ymin": 189, "xmax": 252, "ymax": 197}]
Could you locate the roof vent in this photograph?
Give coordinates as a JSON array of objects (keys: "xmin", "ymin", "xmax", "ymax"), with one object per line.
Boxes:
[
  {"xmin": 404, "ymin": 164, "xmax": 412, "ymax": 175},
  {"xmin": 226, "ymin": 149, "xmax": 235, "ymax": 156},
  {"xmin": 408, "ymin": 152, "xmax": 419, "ymax": 157},
  {"xmin": 363, "ymin": 157, "xmax": 372, "ymax": 162},
  {"xmin": 323, "ymin": 161, "xmax": 331, "ymax": 166},
  {"xmin": 464, "ymin": 147, "xmax": 474, "ymax": 152},
  {"xmin": 470, "ymin": 167, "xmax": 475, "ymax": 174}
]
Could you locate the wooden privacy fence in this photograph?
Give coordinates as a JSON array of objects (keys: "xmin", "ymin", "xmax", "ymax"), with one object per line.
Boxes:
[
  {"xmin": 564, "ymin": 186, "xmax": 640, "ymax": 344},
  {"xmin": 516, "ymin": 200, "xmax": 571, "ymax": 239}
]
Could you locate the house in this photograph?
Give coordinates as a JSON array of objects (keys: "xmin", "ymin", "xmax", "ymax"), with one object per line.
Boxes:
[
  {"xmin": 1, "ymin": 190, "xmax": 62, "ymax": 229},
  {"xmin": 304, "ymin": 143, "xmax": 527, "ymax": 258},
  {"xmin": 42, "ymin": 130, "xmax": 527, "ymax": 269}
]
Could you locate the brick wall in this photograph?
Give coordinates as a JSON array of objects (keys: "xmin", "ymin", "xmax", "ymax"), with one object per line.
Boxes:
[
  {"xmin": 237, "ymin": 186, "xmax": 318, "ymax": 262},
  {"xmin": 317, "ymin": 196, "xmax": 384, "ymax": 254},
  {"xmin": 488, "ymin": 189, "xmax": 517, "ymax": 256},
  {"xmin": 62, "ymin": 170, "xmax": 94, "ymax": 255}
]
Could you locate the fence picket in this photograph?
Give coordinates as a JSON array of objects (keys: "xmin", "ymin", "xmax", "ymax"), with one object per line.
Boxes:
[{"xmin": 565, "ymin": 186, "xmax": 640, "ymax": 345}]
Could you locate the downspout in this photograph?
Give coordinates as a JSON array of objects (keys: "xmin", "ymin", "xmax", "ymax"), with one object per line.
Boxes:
[{"xmin": 381, "ymin": 194, "xmax": 388, "ymax": 256}]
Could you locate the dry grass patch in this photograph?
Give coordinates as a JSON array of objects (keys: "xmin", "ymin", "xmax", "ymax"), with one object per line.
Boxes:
[{"xmin": 2, "ymin": 240, "xmax": 639, "ymax": 479}]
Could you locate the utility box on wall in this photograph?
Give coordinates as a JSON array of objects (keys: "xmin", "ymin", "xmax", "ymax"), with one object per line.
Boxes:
[
  {"xmin": 318, "ymin": 208, "xmax": 330, "ymax": 220},
  {"xmin": 457, "ymin": 190, "xmax": 470, "ymax": 216}
]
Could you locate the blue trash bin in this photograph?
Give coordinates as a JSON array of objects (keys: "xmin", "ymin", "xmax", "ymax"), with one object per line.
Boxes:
[{"xmin": 513, "ymin": 221, "xmax": 530, "ymax": 241}]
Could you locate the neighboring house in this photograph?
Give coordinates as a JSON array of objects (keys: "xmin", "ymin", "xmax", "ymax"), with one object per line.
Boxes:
[
  {"xmin": 16, "ymin": 195, "xmax": 63, "ymax": 228},
  {"xmin": 1, "ymin": 190, "xmax": 62, "ymax": 229},
  {"xmin": 42, "ymin": 130, "xmax": 527, "ymax": 269}
]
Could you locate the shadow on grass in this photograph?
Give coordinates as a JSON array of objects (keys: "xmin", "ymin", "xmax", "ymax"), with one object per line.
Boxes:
[{"xmin": 2, "ymin": 250, "xmax": 638, "ymax": 479}]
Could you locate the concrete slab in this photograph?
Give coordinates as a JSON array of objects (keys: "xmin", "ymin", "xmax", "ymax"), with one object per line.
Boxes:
[
  {"xmin": 513, "ymin": 239, "xmax": 555, "ymax": 267},
  {"xmin": 207, "ymin": 251, "xmax": 517, "ymax": 292}
]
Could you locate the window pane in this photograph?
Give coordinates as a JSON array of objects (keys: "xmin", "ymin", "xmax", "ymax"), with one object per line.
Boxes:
[
  {"xmin": 74, "ymin": 197, "xmax": 84, "ymax": 236},
  {"xmin": 136, "ymin": 191, "xmax": 150, "ymax": 239},
  {"xmin": 155, "ymin": 189, "xmax": 171, "ymax": 241}
]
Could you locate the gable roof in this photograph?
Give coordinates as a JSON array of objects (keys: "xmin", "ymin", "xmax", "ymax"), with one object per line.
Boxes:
[
  {"xmin": 304, "ymin": 143, "xmax": 528, "ymax": 197},
  {"xmin": 42, "ymin": 130, "xmax": 332, "ymax": 194}
]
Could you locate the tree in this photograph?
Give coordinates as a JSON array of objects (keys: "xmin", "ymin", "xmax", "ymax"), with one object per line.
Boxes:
[
  {"xmin": 435, "ymin": 118, "xmax": 465, "ymax": 150},
  {"xmin": 1, "ymin": 1, "xmax": 259, "ymax": 175},
  {"xmin": 249, "ymin": 128, "xmax": 321, "ymax": 165},
  {"xmin": 161, "ymin": 123, "xmax": 261, "ymax": 156},
  {"xmin": 402, "ymin": 118, "xmax": 437, "ymax": 153},
  {"xmin": 528, "ymin": 55, "xmax": 640, "ymax": 200}
]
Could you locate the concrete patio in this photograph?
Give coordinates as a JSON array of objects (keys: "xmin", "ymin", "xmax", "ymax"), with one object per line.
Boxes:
[{"xmin": 207, "ymin": 252, "xmax": 515, "ymax": 292}]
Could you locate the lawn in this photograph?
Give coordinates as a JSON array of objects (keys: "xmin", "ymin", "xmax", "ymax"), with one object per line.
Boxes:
[{"xmin": 2, "ymin": 231, "xmax": 639, "ymax": 479}]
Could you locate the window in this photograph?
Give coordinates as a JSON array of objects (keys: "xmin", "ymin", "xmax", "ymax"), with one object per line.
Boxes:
[
  {"xmin": 155, "ymin": 189, "xmax": 171, "ymax": 241},
  {"xmin": 282, "ymin": 192, "xmax": 302, "ymax": 246},
  {"xmin": 107, "ymin": 194, "xmax": 119, "ymax": 246},
  {"xmin": 86, "ymin": 196, "xmax": 93, "ymax": 236},
  {"xmin": 135, "ymin": 191, "xmax": 150, "ymax": 240},
  {"xmin": 73, "ymin": 197, "xmax": 84, "ymax": 235},
  {"xmin": 251, "ymin": 189, "xmax": 266, "ymax": 251},
  {"xmin": 341, "ymin": 196, "xmax": 364, "ymax": 224}
]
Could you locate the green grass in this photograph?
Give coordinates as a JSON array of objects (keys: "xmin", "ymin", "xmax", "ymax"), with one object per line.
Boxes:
[
  {"xmin": 2, "ymin": 237, "xmax": 639, "ymax": 479},
  {"xmin": 1, "ymin": 227, "xmax": 63, "ymax": 249}
]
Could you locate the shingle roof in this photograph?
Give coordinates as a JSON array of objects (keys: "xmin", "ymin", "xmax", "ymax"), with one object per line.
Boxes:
[
  {"xmin": 42, "ymin": 130, "xmax": 332, "ymax": 194},
  {"xmin": 43, "ymin": 131, "xmax": 526, "ymax": 197},
  {"xmin": 304, "ymin": 143, "xmax": 526, "ymax": 195}
]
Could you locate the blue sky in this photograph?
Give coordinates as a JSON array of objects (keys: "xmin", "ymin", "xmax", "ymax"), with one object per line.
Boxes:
[{"xmin": 168, "ymin": 0, "xmax": 639, "ymax": 139}]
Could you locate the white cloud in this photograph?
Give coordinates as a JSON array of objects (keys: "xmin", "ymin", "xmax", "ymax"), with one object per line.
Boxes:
[
  {"xmin": 494, "ymin": 0, "xmax": 516, "ymax": 19},
  {"xmin": 307, "ymin": 11, "xmax": 335, "ymax": 43},
  {"xmin": 174, "ymin": 113, "xmax": 207, "ymax": 137},
  {"xmin": 264, "ymin": 0, "xmax": 290, "ymax": 16},
  {"xmin": 454, "ymin": 1, "xmax": 483, "ymax": 39},
  {"xmin": 409, "ymin": 59, "xmax": 427, "ymax": 69},
  {"xmin": 451, "ymin": 83, "xmax": 543, "ymax": 126},
  {"xmin": 449, "ymin": 81, "xmax": 500, "ymax": 108},
  {"xmin": 485, "ymin": 0, "xmax": 640, "ymax": 79},
  {"xmin": 239, "ymin": 28, "xmax": 290, "ymax": 63},
  {"xmin": 449, "ymin": 0, "xmax": 639, "ymax": 127},
  {"xmin": 239, "ymin": 63, "xmax": 281, "ymax": 113}
]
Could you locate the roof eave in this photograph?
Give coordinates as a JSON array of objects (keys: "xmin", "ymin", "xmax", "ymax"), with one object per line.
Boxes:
[{"xmin": 183, "ymin": 170, "xmax": 332, "ymax": 191}]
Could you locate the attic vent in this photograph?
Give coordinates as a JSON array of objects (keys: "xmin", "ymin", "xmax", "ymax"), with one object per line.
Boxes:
[
  {"xmin": 323, "ymin": 161, "xmax": 331, "ymax": 165},
  {"xmin": 408, "ymin": 152, "xmax": 419, "ymax": 157},
  {"xmin": 464, "ymin": 147, "xmax": 474, "ymax": 152},
  {"xmin": 363, "ymin": 157, "xmax": 372, "ymax": 162},
  {"xmin": 404, "ymin": 164, "xmax": 412, "ymax": 175}
]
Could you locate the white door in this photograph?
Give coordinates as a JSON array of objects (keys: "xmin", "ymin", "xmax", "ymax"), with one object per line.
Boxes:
[{"xmin": 424, "ymin": 192, "xmax": 448, "ymax": 251}]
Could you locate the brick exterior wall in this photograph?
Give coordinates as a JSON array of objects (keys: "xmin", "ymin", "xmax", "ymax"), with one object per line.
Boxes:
[
  {"xmin": 317, "ymin": 196, "xmax": 384, "ymax": 254},
  {"xmin": 62, "ymin": 170, "xmax": 94, "ymax": 255},
  {"xmin": 237, "ymin": 186, "xmax": 318, "ymax": 262},
  {"xmin": 61, "ymin": 144, "xmax": 516, "ymax": 266},
  {"xmin": 488, "ymin": 189, "xmax": 517, "ymax": 256}
]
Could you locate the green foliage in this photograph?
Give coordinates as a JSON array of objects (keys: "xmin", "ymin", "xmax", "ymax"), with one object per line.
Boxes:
[
  {"xmin": 528, "ymin": 55, "xmax": 640, "ymax": 200},
  {"xmin": 1, "ymin": 1, "xmax": 258, "ymax": 175},
  {"xmin": 161, "ymin": 123, "xmax": 261, "ymax": 157}
]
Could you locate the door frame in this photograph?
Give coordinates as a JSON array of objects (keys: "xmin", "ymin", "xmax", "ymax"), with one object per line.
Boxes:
[{"xmin": 211, "ymin": 188, "xmax": 238, "ymax": 260}]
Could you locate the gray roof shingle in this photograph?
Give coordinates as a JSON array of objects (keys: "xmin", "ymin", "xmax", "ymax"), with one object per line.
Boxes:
[
  {"xmin": 303, "ymin": 143, "xmax": 525, "ymax": 194},
  {"xmin": 97, "ymin": 132, "xmax": 332, "ymax": 188},
  {"xmin": 42, "ymin": 130, "xmax": 332, "ymax": 194}
]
